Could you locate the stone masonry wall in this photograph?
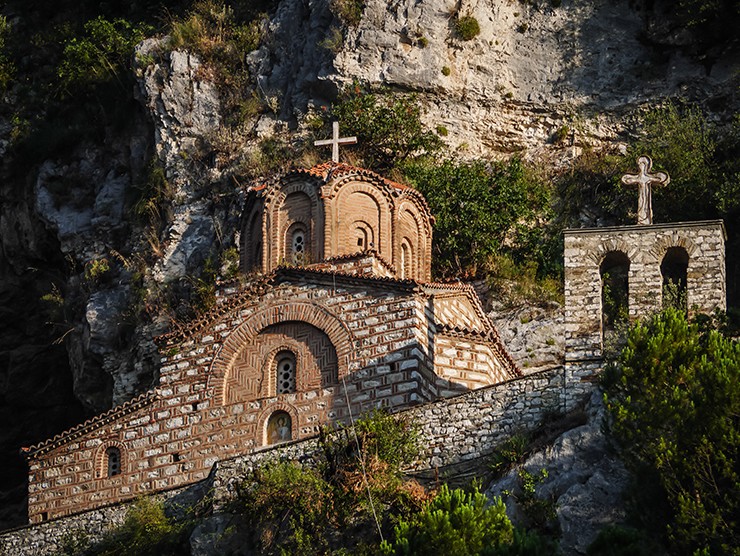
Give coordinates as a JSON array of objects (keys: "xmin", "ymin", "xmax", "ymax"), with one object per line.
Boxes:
[
  {"xmin": 564, "ymin": 221, "xmax": 726, "ymax": 362},
  {"xmin": 24, "ymin": 278, "xmax": 430, "ymax": 523},
  {"xmin": 1, "ymin": 365, "xmax": 590, "ymax": 555}
]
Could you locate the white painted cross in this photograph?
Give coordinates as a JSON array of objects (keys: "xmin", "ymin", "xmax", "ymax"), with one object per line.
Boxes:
[
  {"xmin": 621, "ymin": 156, "xmax": 670, "ymax": 225},
  {"xmin": 314, "ymin": 121, "xmax": 357, "ymax": 163}
]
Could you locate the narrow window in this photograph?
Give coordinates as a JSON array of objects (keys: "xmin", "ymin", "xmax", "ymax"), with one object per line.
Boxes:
[
  {"xmin": 291, "ymin": 228, "xmax": 306, "ymax": 264},
  {"xmin": 106, "ymin": 447, "xmax": 121, "ymax": 477},
  {"xmin": 266, "ymin": 411, "xmax": 292, "ymax": 445},
  {"xmin": 661, "ymin": 247, "xmax": 689, "ymax": 312},
  {"xmin": 600, "ymin": 251, "xmax": 630, "ymax": 333},
  {"xmin": 401, "ymin": 240, "xmax": 412, "ymax": 280},
  {"xmin": 276, "ymin": 352, "xmax": 296, "ymax": 394}
]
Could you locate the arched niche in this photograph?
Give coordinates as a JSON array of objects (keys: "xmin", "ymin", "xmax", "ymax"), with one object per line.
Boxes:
[
  {"xmin": 600, "ymin": 251, "xmax": 630, "ymax": 333},
  {"xmin": 241, "ymin": 198, "xmax": 264, "ymax": 274},
  {"xmin": 209, "ymin": 302, "xmax": 351, "ymax": 406},
  {"xmin": 265, "ymin": 410, "xmax": 293, "ymax": 445},
  {"xmin": 661, "ymin": 246, "xmax": 689, "ymax": 312}
]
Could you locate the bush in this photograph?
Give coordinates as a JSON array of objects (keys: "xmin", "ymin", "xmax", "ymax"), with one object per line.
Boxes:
[
  {"xmin": 235, "ymin": 409, "xmax": 424, "ymax": 554},
  {"xmin": 82, "ymin": 497, "xmax": 192, "ymax": 556},
  {"xmin": 380, "ymin": 484, "xmax": 513, "ymax": 555},
  {"xmin": 330, "ymin": 84, "xmax": 443, "ymax": 171},
  {"xmin": 168, "ymin": 0, "xmax": 269, "ymax": 126},
  {"xmin": 0, "ymin": 15, "xmax": 14, "ymax": 92},
  {"xmin": 602, "ymin": 308, "xmax": 740, "ymax": 554},
  {"xmin": 455, "ymin": 15, "xmax": 481, "ymax": 40},
  {"xmin": 331, "ymin": 0, "xmax": 365, "ymax": 26},
  {"xmin": 58, "ymin": 16, "xmax": 151, "ymax": 95},
  {"xmin": 402, "ymin": 158, "xmax": 554, "ymax": 279}
]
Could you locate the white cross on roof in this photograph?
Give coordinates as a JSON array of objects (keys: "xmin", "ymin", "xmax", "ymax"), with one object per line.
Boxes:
[{"xmin": 314, "ymin": 121, "xmax": 357, "ymax": 163}]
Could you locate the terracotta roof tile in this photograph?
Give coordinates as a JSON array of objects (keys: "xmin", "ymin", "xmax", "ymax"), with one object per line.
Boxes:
[{"xmin": 22, "ymin": 391, "xmax": 159, "ymax": 458}]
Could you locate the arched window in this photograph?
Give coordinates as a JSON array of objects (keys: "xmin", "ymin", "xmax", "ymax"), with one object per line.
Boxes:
[
  {"xmin": 600, "ymin": 251, "xmax": 630, "ymax": 332},
  {"xmin": 661, "ymin": 247, "xmax": 689, "ymax": 312},
  {"xmin": 288, "ymin": 225, "xmax": 308, "ymax": 264},
  {"xmin": 266, "ymin": 411, "xmax": 292, "ymax": 445},
  {"xmin": 401, "ymin": 239, "xmax": 413, "ymax": 280},
  {"xmin": 106, "ymin": 447, "xmax": 121, "ymax": 477},
  {"xmin": 351, "ymin": 221, "xmax": 374, "ymax": 251},
  {"xmin": 276, "ymin": 351, "xmax": 296, "ymax": 394}
]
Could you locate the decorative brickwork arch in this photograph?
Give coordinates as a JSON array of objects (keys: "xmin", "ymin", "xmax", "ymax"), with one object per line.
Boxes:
[
  {"xmin": 649, "ymin": 234, "xmax": 699, "ymax": 262},
  {"xmin": 263, "ymin": 178, "xmax": 324, "ymax": 271},
  {"xmin": 395, "ymin": 199, "xmax": 431, "ymax": 281},
  {"xmin": 94, "ymin": 441, "xmax": 127, "ymax": 479},
  {"xmin": 587, "ymin": 238, "xmax": 639, "ymax": 267},
  {"xmin": 324, "ymin": 177, "xmax": 394, "ymax": 259},
  {"xmin": 240, "ymin": 196, "xmax": 264, "ymax": 273},
  {"xmin": 257, "ymin": 403, "xmax": 300, "ymax": 447},
  {"xmin": 208, "ymin": 301, "xmax": 353, "ymax": 405}
]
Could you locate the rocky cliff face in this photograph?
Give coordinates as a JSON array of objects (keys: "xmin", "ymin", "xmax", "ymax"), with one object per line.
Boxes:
[{"xmin": 0, "ymin": 0, "xmax": 737, "ymax": 531}]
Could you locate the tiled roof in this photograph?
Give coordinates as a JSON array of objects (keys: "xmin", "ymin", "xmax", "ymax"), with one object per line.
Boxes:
[
  {"xmin": 293, "ymin": 162, "xmax": 413, "ymax": 191},
  {"xmin": 436, "ymin": 325, "xmax": 520, "ymax": 377},
  {"xmin": 22, "ymin": 391, "xmax": 159, "ymax": 458}
]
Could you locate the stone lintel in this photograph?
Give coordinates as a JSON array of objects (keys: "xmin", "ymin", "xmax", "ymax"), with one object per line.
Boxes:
[{"xmin": 564, "ymin": 220, "xmax": 726, "ymax": 240}]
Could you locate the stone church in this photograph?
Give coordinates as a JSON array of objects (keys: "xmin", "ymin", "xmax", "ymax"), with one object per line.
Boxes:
[{"xmin": 21, "ymin": 161, "xmax": 519, "ymax": 524}]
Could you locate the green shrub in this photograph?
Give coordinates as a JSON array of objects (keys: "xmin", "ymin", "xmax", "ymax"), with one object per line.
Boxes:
[
  {"xmin": 168, "ymin": 0, "xmax": 269, "ymax": 126},
  {"xmin": 455, "ymin": 15, "xmax": 481, "ymax": 40},
  {"xmin": 320, "ymin": 26, "xmax": 344, "ymax": 53},
  {"xmin": 490, "ymin": 433, "xmax": 530, "ymax": 477},
  {"xmin": 602, "ymin": 308, "xmax": 740, "ymax": 554},
  {"xmin": 587, "ymin": 525, "xmax": 659, "ymax": 556},
  {"xmin": 380, "ymin": 484, "xmax": 513, "ymax": 555},
  {"xmin": 0, "ymin": 16, "xmax": 14, "ymax": 92},
  {"xmin": 331, "ymin": 0, "xmax": 365, "ymax": 26},
  {"xmin": 58, "ymin": 16, "xmax": 152, "ymax": 95},
  {"xmin": 84, "ymin": 257, "xmax": 111, "ymax": 283},
  {"xmin": 85, "ymin": 497, "xmax": 192, "ymax": 556},
  {"xmin": 402, "ymin": 158, "xmax": 555, "ymax": 279},
  {"xmin": 441, "ymin": 65, "xmax": 451, "ymax": 76},
  {"xmin": 330, "ymin": 84, "xmax": 443, "ymax": 170},
  {"xmin": 238, "ymin": 462, "xmax": 335, "ymax": 555}
]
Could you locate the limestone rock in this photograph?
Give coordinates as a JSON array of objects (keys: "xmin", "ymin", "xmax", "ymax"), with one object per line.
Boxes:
[
  {"xmin": 486, "ymin": 390, "xmax": 629, "ymax": 555},
  {"xmin": 489, "ymin": 303, "xmax": 564, "ymax": 374}
]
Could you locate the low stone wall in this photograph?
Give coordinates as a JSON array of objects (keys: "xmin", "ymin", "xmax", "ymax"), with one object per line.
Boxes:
[{"xmin": 0, "ymin": 365, "xmax": 596, "ymax": 556}]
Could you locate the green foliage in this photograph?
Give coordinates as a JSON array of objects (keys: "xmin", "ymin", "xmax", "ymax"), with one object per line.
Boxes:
[
  {"xmin": 602, "ymin": 308, "xmax": 740, "ymax": 554},
  {"xmin": 81, "ymin": 497, "xmax": 192, "ymax": 556},
  {"xmin": 239, "ymin": 462, "xmax": 335, "ymax": 555},
  {"xmin": 551, "ymin": 125, "xmax": 569, "ymax": 145},
  {"xmin": 490, "ymin": 433, "xmax": 530, "ymax": 477},
  {"xmin": 331, "ymin": 0, "xmax": 365, "ymax": 26},
  {"xmin": 235, "ymin": 409, "xmax": 424, "ymax": 554},
  {"xmin": 454, "ymin": 15, "xmax": 481, "ymax": 41},
  {"xmin": 168, "ymin": 0, "xmax": 269, "ymax": 126},
  {"xmin": 402, "ymin": 158, "xmax": 555, "ymax": 279},
  {"xmin": 352, "ymin": 409, "xmax": 419, "ymax": 470},
  {"xmin": 0, "ymin": 15, "xmax": 15, "ymax": 92},
  {"xmin": 441, "ymin": 65, "xmax": 451, "ymax": 76},
  {"xmin": 509, "ymin": 469, "xmax": 557, "ymax": 533},
  {"xmin": 320, "ymin": 26, "xmax": 344, "ymax": 53},
  {"xmin": 84, "ymin": 257, "xmax": 111, "ymax": 283},
  {"xmin": 58, "ymin": 17, "xmax": 151, "ymax": 95},
  {"xmin": 587, "ymin": 525, "xmax": 660, "ymax": 556},
  {"xmin": 380, "ymin": 484, "xmax": 513, "ymax": 555},
  {"xmin": 330, "ymin": 84, "xmax": 443, "ymax": 171},
  {"xmin": 486, "ymin": 253, "xmax": 563, "ymax": 308}
]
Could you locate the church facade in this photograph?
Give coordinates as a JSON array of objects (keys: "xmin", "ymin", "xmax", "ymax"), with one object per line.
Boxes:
[{"xmin": 22, "ymin": 163, "xmax": 518, "ymax": 524}]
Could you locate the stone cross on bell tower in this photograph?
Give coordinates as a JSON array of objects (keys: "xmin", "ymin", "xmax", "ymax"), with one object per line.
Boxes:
[
  {"xmin": 314, "ymin": 121, "xmax": 357, "ymax": 163},
  {"xmin": 621, "ymin": 156, "xmax": 670, "ymax": 225}
]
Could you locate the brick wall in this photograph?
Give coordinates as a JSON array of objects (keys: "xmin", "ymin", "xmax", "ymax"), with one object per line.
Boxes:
[
  {"xmin": 242, "ymin": 164, "xmax": 434, "ymax": 282},
  {"xmin": 1, "ymin": 366, "xmax": 593, "ymax": 556},
  {"xmin": 564, "ymin": 221, "xmax": 726, "ymax": 362},
  {"xmin": 22, "ymin": 271, "xmax": 514, "ymax": 524}
]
